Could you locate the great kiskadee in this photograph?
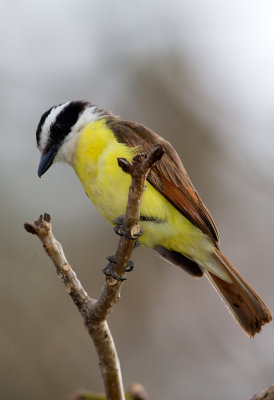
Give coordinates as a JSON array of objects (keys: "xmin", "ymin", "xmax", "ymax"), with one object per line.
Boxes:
[{"xmin": 36, "ymin": 100, "xmax": 272, "ymax": 337}]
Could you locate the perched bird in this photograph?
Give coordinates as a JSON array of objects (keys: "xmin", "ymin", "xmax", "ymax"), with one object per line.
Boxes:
[{"xmin": 36, "ymin": 100, "xmax": 272, "ymax": 337}]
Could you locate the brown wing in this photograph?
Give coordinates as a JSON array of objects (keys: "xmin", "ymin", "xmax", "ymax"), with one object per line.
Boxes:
[{"xmin": 108, "ymin": 118, "xmax": 220, "ymax": 246}]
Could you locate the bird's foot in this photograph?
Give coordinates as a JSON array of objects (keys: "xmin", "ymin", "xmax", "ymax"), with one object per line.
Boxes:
[
  {"xmin": 113, "ymin": 216, "xmax": 124, "ymax": 236},
  {"xmin": 124, "ymin": 259, "xmax": 135, "ymax": 272},
  {"xmin": 113, "ymin": 216, "xmax": 143, "ymax": 240},
  {"xmin": 103, "ymin": 256, "xmax": 135, "ymax": 281}
]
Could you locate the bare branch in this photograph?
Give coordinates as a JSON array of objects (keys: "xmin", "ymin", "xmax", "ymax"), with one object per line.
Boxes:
[
  {"xmin": 24, "ymin": 214, "xmax": 122, "ymax": 399},
  {"xmin": 24, "ymin": 145, "xmax": 164, "ymax": 400},
  {"xmin": 251, "ymin": 385, "xmax": 274, "ymax": 400},
  {"xmin": 25, "ymin": 142, "xmax": 273, "ymax": 400}
]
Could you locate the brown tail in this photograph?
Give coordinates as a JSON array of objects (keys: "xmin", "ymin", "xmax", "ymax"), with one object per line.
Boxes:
[{"xmin": 204, "ymin": 249, "xmax": 272, "ymax": 337}]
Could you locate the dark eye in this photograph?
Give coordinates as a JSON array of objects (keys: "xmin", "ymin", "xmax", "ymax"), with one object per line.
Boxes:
[{"xmin": 51, "ymin": 122, "xmax": 63, "ymax": 134}]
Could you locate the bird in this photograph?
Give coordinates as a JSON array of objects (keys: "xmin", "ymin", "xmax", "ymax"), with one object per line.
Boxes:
[{"xmin": 36, "ymin": 100, "xmax": 272, "ymax": 337}]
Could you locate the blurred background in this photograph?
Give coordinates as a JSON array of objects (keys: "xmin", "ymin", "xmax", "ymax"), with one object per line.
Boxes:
[{"xmin": 1, "ymin": 0, "xmax": 274, "ymax": 399}]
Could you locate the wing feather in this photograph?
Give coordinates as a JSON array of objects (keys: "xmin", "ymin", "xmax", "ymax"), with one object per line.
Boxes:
[{"xmin": 108, "ymin": 118, "xmax": 219, "ymax": 245}]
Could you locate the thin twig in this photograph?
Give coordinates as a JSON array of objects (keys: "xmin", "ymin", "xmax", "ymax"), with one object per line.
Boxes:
[
  {"xmin": 251, "ymin": 384, "xmax": 274, "ymax": 400},
  {"xmin": 24, "ymin": 145, "xmax": 164, "ymax": 400}
]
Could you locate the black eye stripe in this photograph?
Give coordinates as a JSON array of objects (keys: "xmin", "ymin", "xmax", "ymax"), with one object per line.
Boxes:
[
  {"xmin": 36, "ymin": 101, "xmax": 110, "ymax": 153},
  {"xmin": 37, "ymin": 101, "xmax": 90, "ymax": 152},
  {"xmin": 47, "ymin": 101, "xmax": 89, "ymax": 148},
  {"xmin": 50, "ymin": 121, "xmax": 63, "ymax": 133}
]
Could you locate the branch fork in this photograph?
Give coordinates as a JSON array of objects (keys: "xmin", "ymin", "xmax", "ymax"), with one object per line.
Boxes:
[
  {"xmin": 24, "ymin": 142, "xmax": 274, "ymax": 400},
  {"xmin": 24, "ymin": 145, "xmax": 165, "ymax": 400}
]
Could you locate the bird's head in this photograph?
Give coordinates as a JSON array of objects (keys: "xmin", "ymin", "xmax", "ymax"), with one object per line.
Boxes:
[{"xmin": 36, "ymin": 100, "xmax": 105, "ymax": 177}]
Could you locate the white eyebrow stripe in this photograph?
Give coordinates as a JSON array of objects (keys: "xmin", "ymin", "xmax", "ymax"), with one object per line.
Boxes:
[{"xmin": 39, "ymin": 101, "xmax": 70, "ymax": 151}]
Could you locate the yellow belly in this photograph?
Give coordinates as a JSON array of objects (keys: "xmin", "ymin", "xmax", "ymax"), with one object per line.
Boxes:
[{"xmin": 72, "ymin": 119, "xmax": 214, "ymax": 261}]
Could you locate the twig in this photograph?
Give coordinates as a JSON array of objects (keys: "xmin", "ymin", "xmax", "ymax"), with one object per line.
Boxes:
[
  {"xmin": 24, "ymin": 145, "xmax": 165, "ymax": 400},
  {"xmin": 251, "ymin": 384, "xmax": 274, "ymax": 400}
]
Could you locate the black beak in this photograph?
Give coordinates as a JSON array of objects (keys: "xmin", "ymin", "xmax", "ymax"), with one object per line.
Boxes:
[{"xmin": 38, "ymin": 144, "xmax": 59, "ymax": 178}]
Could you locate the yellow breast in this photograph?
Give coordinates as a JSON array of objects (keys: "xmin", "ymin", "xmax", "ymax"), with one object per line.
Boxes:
[
  {"xmin": 72, "ymin": 118, "xmax": 214, "ymax": 259},
  {"xmin": 73, "ymin": 119, "xmax": 166, "ymax": 222}
]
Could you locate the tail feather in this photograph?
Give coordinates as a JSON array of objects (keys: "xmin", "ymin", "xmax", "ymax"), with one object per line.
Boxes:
[{"xmin": 203, "ymin": 249, "xmax": 272, "ymax": 337}]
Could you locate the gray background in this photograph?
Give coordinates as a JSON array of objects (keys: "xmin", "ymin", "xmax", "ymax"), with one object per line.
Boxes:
[{"xmin": 1, "ymin": 1, "xmax": 274, "ymax": 399}]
